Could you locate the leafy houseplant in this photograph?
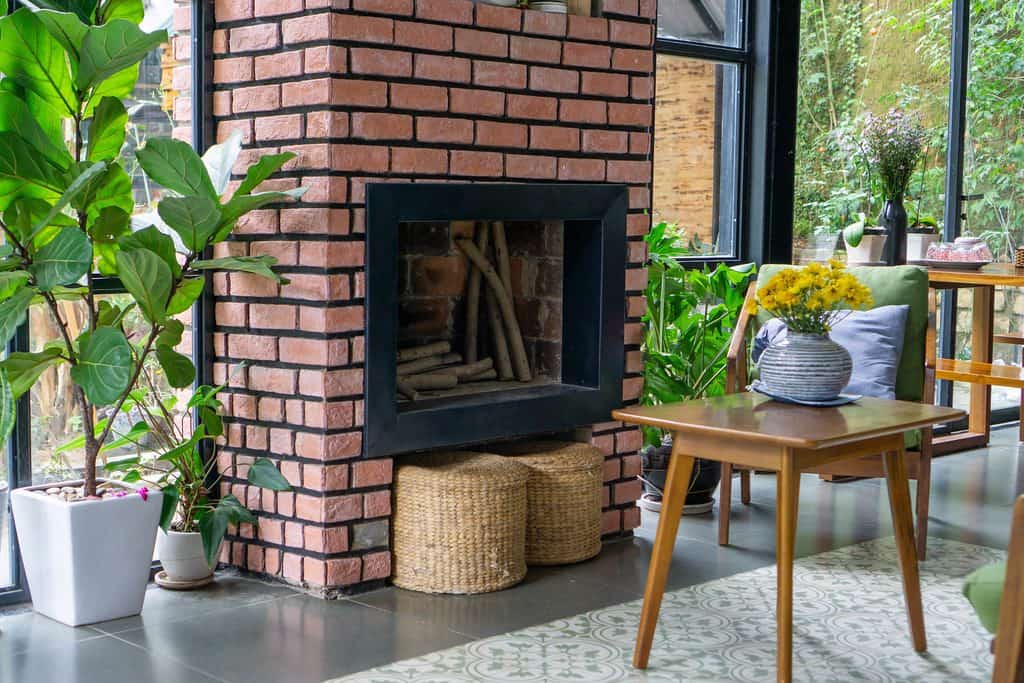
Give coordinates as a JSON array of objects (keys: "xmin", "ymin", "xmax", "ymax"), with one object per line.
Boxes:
[
  {"xmin": 639, "ymin": 221, "xmax": 755, "ymax": 514},
  {"xmin": 0, "ymin": 0, "xmax": 302, "ymax": 625},
  {"xmin": 842, "ymin": 212, "xmax": 888, "ymax": 265}
]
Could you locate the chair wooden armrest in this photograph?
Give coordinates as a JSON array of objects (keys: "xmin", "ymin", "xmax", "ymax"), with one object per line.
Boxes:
[
  {"xmin": 993, "ymin": 495, "xmax": 1024, "ymax": 683},
  {"xmin": 725, "ymin": 282, "xmax": 757, "ymax": 394}
]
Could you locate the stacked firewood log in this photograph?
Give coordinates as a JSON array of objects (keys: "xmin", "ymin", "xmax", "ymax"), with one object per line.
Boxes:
[{"xmin": 396, "ymin": 221, "xmax": 533, "ymax": 401}]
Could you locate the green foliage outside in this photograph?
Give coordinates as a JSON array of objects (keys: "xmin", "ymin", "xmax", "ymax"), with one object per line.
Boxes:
[
  {"xmin": 639, "ymin": 222, "xmax": 755, "ymax": 446},
  {"xmin": 794, "ymin": 0, "xmax": 1024, "ymax": 259},
  {"xmin": 0, "ymin": 0, "xmax": 294, "ymax": 553}
]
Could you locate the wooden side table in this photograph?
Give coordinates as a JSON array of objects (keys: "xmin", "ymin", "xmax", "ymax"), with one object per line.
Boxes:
[{"xmin": 614, "ymin": 393, "xmax": 964, "ymax": 683}]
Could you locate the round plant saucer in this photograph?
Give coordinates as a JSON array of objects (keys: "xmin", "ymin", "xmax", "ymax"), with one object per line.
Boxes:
[
  {"xmin": 155, "ymin": 570, "xmax": 215, "ymax": 591},
  {"xmin": 638, "ymin": 492, "xmax": 715, "ymax": 516}
]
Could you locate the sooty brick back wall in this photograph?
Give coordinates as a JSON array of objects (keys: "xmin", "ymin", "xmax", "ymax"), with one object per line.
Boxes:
[{"xmin": 211, "ymin": 0, "xmax": 656, "ymax": 595}]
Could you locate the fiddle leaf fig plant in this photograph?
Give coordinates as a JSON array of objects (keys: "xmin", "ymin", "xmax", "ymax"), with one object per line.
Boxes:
[{"xmin": 0, "ymin": 0, "xmax": 304, "ymax": 499}]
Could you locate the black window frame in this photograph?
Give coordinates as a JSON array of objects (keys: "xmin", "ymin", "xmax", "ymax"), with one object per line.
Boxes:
[
  {"xmin": 0, "ymin": 0, "xmax": 214, "ymax": 606},
  {"xmin": 653, "ymin": 0, "xmax": 800, "ymax": 269}
]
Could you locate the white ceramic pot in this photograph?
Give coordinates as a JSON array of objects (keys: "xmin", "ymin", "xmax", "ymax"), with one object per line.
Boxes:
[
  {"xmin": 845, "ymin": 233, "xmax": 888, "ymax": 265},
  {"xmin": 758, "ymin": 332, "xmax": 853, "ymax": 402},
  {"xmin": 10, "ymin": 481, "xmax": 162, "ymax": 627},
  {"xmin": 156, "ymin": 530, "xmax": 215, "ymax": 582},
  {"xmin": 906, "ymin": 232, "xmax": 939, "ymax": 261}
]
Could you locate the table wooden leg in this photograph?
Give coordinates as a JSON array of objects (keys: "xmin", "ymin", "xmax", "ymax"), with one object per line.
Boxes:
[
  {"xmin": 718, "ymin": 462, "xmax": 733, "ymax": 546},
  {"xmin": 883, "ymin": 449, "xmax": 927, "ymax": 653},
  {"xmin": 969, "ymin": 285, "xmax": 994, "ymax": 441},
  {"xmin": 634, "ymin": 435, "xmax": 694, "ymax": 669},
  {"xmin": 776, "ymin": 456, "xmax": 800, "ymax": 683}
]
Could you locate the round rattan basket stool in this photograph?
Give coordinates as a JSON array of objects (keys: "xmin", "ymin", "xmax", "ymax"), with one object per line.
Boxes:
[
  {"xmin": 486, "ymin": 441, "xmax": 604, "ymax": 566},
  {"xmin": 392, "ymin": 451, "xmax": 530, "ymax": 594}
]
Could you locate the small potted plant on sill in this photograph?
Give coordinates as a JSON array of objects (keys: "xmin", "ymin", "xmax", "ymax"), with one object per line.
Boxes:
[
  {"xmin": 0, "ymin": 0, "xmax": 303, "ymax": 625},
  {"xmin": 906, "ymin": 210, "xmax": 940, "ymax": 262},
  {"xmin": 107, "ymin": 379, "xmax": 291, "ymax": 588},
  {"xmin": 843, "ymin": 213, "xmax": 888, "ymax": 265}
]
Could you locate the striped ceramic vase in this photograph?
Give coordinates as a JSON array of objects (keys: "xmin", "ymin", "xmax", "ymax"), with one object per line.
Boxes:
[{"xmin": 757, "ymin": 332, "xmax": 853, "ymax": 402}]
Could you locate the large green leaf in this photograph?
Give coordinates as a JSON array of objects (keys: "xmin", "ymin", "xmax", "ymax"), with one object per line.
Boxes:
[
  {"xmin": 97, "ymin": 0, "xmax": 144, "ymax": 24},
  {"xmin": 0, "ymin": 9, "xmax": 78, "ymax": 116},
  {"xmin": 217, "ymin": 188, "xmax": 306, "ymax": 236},
  {"xmin": 0, "ymin": 91, "xmax": 72, "ymax": 170},
  {"xmin": 115, "ymin": 248, "xmax": 171, "ymax": 322},
  {"xmin": 0, "ymin": 288, "xmax": 34, "ymax": 349},
  {"xmin": 34, "ymin": 10, "xmax": 88, "ymax": 62},
  {"xmin": 247, "ymin": 458, "xmax": 292, "ymax": 491},
  {"xmin": 0, "ymin": 348, "xmax": 63, "ymax": 399},
  {"xmin": 190, "ymin": 256, "xmax": 285, "ymax": 283},
  {"xmin": 77, "ymin": 21, "xmax": 167, "ymax": 93},
  {"xmin": 31, "ymin": 226, "xmax": 92, "ymax": 291},
  {"xmin": 235, "ymin": 153, "xmax": 296, "ymax": 196},
  {"xmin": 197, "ymin": 505, "xmax": 229, "ymax": 567},
  {"xmin": 0, "ymin": 369, "xmax": 14, "ymax": 450},
  {"xmin": 157, "ymin": 318, "xmax": 183, "ymax": 348},
  {"xmin": 28, "ymin": 161, "xmax": 107, "ymax": 243},
  {"xmin": 96, "ymin": 298, "xmax": 133, "ymax": 327},
  {"xmin": 70, "ymin": 326, "xmax": 132, "ymax": 406},
  {"xmin": 86, "ymin": 97, "xmax": 127, "ymax": 161},
  {"xmin": 158, "ymin": 484, "xmax": 179, "ymax": 532},
  {"xmin": 156, "ymin": 344, "xmax": 195, "ymax": 388},
  {"xmin": 0, "ymin": 271, "xmax": 29, "ymax": 302},
  {"xmin": 31, "ymin": 0, "xmax": 98, "ymax": 25},
  {"xmin": 90, "ymin": 205, "xmax": 131, "ymax": 273},
  {"xmin": 0, "ymin": 132, "xmax": 66, "ymax": 199},
  {"xmin": 3, "ymin": 197, "xmax": 72, "ymax": 246},
  {"xmin": 135, "ymin": 137, "xmax": 217, "ymax": 200},
  {"xmin": 118, "ymin": 225, "xmax": 179, "ymax": 276},
  {"xmin": 166, "ymin": 277, "xmax": 203, "ymax": 316},
  {"xmin": 83, "ymin": 64, "xmax": 138, "ymax": 116},
  {"xmin": 157, "ymin": 195, "xmax": 221, "ymax": 252}
]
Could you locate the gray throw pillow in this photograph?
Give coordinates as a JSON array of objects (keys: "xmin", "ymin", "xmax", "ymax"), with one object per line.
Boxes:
[{"xmin": 752, "ymin": 304, "xmax": 910, "ymax": 399}]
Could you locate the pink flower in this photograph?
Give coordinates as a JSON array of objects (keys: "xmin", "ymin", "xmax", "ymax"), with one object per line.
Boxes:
[
  {"xmin": 138, "ymin": 487, "xmax": 149, "ymax": 501},
  {"xmin": 114, "ymin": 490, "xmax": 128, "ymax": 498}
]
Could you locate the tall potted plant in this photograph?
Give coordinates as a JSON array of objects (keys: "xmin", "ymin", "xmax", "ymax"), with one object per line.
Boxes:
[
  {"xmin": 639, "ymin": 222, "xmax": 755, "ymax": 514},
  {"xmin": 0, "ymin": 0, "xmax": 302, "ymax": 625},
  {"xmin": 862, "ymin": 109, "xmax": 925, "ymax": 265}
]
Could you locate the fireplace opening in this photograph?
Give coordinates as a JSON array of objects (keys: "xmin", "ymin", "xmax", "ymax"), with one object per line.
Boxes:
[
  {"xmin": 365, "ymin": 183, "xmax": 627, "ymax": 456},
  {"xmin": 396, "ymin": 219, "xmax": 563, "ymax": 406}
]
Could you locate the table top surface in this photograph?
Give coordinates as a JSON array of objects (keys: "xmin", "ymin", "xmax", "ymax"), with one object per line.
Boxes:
[
  {"xmin": 926, "ymin": 262, "xmax": 1024, "ymax": 287},
  {"xmin": 613, "ymin": 393, "xmax": 964, "ymax": 450}
]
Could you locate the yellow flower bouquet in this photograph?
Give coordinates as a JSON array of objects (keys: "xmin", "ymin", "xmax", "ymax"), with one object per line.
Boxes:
[{"xmin": 750, "ymin": 260, "xmax": 873, "ymax": 335}]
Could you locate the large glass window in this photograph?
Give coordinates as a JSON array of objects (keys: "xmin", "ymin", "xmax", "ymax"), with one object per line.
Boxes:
[
  {"xmin": 1, "ymin": 0, "xmax": 200, "ymax": 602},
  {"xmin": 652, "ymin": 2, "xmax": 748, "ymax": 260}
]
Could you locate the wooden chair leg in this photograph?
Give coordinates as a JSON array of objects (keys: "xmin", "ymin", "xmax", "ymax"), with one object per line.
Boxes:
[
  {"xmin": 883, "ymin": 449, "xmax": 927, "ymax": 653},
  {"xmin": 718, "ymin": 462, "xmax": 733, "ymax": 546},
  {"xmin": 1019, "ymin": 387, "xmax": 1024, "ymax": 442},
  {"xmin": 992, "ymin": 496, "xmax": 1024, "ymax": 683},
  {"xmin": 776, "ymin": 457, "xmax": 800, "ymax": 683},
  {"xmin": 915, "ymin": 448, "xmax": 931, "ymax": 559},
  {"xmin": 740, "ymin": 469, "xmax": 751, "ymax": 505},
  {"xmin": 634, "ymin": 435, "xmax": 695, "ymax": 670}
]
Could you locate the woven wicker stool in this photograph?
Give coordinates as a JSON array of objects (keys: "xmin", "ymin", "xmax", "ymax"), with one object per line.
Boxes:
[
  {"xmin": 392, "ymin": 451, "xmax": 529, "ymax": 594},
  {"xmin": 486, "ymin": 441, "xmax": 604, "ymax": 566}
]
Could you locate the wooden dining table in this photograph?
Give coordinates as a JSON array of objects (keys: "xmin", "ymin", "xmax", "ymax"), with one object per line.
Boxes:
[
  {"xmin": 927, "ymin": 263, "xmax": 1024, "ymax": 454},
  {"xmin": 614, "ymin": 393, "xmax": 964, "ymax": 682}
]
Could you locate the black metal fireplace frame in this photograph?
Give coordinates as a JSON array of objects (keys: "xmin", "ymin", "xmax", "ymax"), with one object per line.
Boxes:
[{"xmin": 365, "ymin": 183, "xmax": 628, "ymax": 456}]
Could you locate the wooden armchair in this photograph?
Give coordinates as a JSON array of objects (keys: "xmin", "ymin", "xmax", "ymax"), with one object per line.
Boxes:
[
  {"xmin": 964, "ymin": 495, "xmax": 1024, "ymax": 682},
  {"xmin": 718, "ymin": 265, "xmax": 938, "ymax": 557}
]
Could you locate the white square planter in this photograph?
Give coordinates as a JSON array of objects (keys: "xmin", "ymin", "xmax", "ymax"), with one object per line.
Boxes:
[{"xmin": 11, "ymin": 481, "xmax": 163, "ymax": 627}]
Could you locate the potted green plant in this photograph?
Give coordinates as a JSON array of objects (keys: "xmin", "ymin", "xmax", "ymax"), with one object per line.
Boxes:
[
  {"xmin": 0, "ymin": 0, "xmax": 303, "ymax": 625},
  {"xmin": 906, "ymin": 210, "xmax": 939, "ymax": 262},
  {"xmin": 843, "ymin": 213, "xmax": 888, "ymax": 265},
  {"xmin": 105, "ymin": 379, "xmax": 291, "ymax": 587},
  {"xmin": 639, "ymin": 222, "xmax": 755, "ymax": 514}
]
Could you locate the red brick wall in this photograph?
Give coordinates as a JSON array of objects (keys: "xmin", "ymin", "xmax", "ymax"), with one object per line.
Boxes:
[{"xmin": 212, "ymin": 0, "xmax": 655, "ymax": 595}]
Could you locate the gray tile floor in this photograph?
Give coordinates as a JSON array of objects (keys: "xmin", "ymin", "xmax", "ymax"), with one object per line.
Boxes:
[{"xmin": 2, "ymin": 427, "xmax": 1021, "ymax": 683}]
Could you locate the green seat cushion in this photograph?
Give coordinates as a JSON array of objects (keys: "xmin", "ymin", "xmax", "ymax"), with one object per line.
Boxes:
[
  {"xmin": 755, "ymin": 265, "xmax": 929, "ymax": 403},
  {"xmin": 963, "ymin": 561, "xmax": 1006, "ymax": 634}
]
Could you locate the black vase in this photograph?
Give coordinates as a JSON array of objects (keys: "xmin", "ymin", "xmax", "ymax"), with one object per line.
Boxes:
[
  {"xmin": 878, "ymin": 196, "xmax": 908, "ymax": 265},
  {"xmin": 639, "ymin": 436, "xmax": 722, "ymax": 514}
]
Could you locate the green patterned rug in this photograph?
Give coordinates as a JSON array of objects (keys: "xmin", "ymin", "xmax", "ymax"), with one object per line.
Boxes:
[{"xmin": 330, "ymin": 537, "xmax": 1002, "ymax": 682}]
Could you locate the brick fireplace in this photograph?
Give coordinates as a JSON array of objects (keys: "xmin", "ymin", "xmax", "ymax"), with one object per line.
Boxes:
[{"xmin": 211, "ymin": 0, "xmax": 655, "ymax": 595}]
